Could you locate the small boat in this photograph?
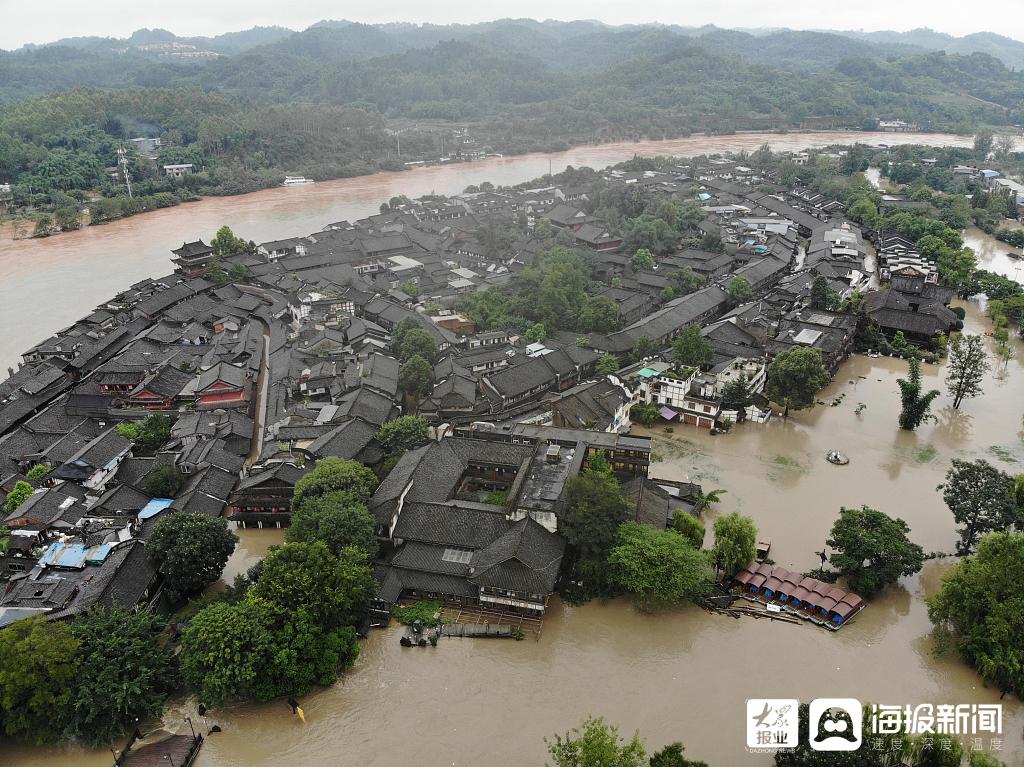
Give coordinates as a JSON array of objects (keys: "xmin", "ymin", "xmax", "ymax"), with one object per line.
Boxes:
[
  {"xmin": 282, "ymin": 175, "xmax": 314, "ymax": 186},
  {"xmin": 1007, "ymin": 252, "xmax": 1021, "ymax": 260},
  {"xmin": 826, "ymin": 450, "xmax": 849, "ymax": 465}
]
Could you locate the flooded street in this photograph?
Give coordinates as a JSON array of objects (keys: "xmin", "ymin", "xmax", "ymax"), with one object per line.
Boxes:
[
  {"xmin": 0, "ymin": 130, "xmax": 981, "ymax": 373},
  {"xmin": 7, "ymin": 301, "xmax": 1023, "ymax": 766}
]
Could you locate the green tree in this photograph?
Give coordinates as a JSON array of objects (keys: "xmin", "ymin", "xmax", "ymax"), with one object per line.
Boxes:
[
  {"xmin": 32, "ymin": 214, "xmax": 53, "ymax": 237},
  {"xmin": 578, "ymin": 296, "xmax": 621, "ymax": 334},
  {"xmin": 395, "ymin": 327, "xmax": 438, "ymax": 364},
  {"xmin": 546, "ymin": 716, "xmax": 646, "ymax": 767},
  {"xmin": 633, "ymin": 336, "xmax": 657, "ymax": 361},
  {"xmin": 141, "ymin": 463, "xmax": 184, "ymax": 498},
  {"xmin": 847, "ymin": 196, "xmax": 879, "ymax": 227},
  {"xmin": 205, "ymin": 257, "xmax": 228, "ymax": 285},
  {"xmin": 608, "ymin": 523, "xmax": 713, "ymax": 609},
  {"xmin": 526, "ymin": 322, "xmax": 547, "ymax": 343},
  {"xmin": 764, "ymin": 347, "xmax": 831, "ymax": 417},
  {"xmin": 286, "ymin": 494, "xmax": 378, "ymax": 559},
  {"xmin": 711, "ymin": 512, "xmax": 757, "ymax": 576},
  {"xmin": 941, "ymin": 459, "xmax": 1021, "ymax": 555},
  {"xmin": 399, "ymin": 354, "xmax": 434, "ymax": 404},
  {"xmin": 25, "ymin": 464, "xmax": 52, "ymax": 482},
  {"xmin": 928, "ymin": 532, "xmax": 1024, "ymax": 697},
  {"xmin": 596, "ymin": 353, "xmax": 620, "ymax": 376},
  {"xmin": 376, "ymin": 415, "xmax": 429, "ymax": 455},
  {"xmin": 671, "ymin": 267, "xmax": 704, "ymax": 296},
  {"xmin": 946, "ymin": 334, "xmax": 990, "ymax": 409},
  {"xmin": 726, "ymin": 276, "xmax": 753, "ymax": 304},
  {"xmin": 974, "ymin": 129, "xmax": 994, "ymax": 159},
  {"xmin": 180, "ymin": 597, "xmax": 359, "ymax": 706},
  {"xmin": 630, "ymin": 402, "xmax": 660, "ymax": 427},
  {"xmin": 826, "ymin": 506, "xmax": 925, "ymax": 597},
  {"xmin": 68, "ymin": 609, "xmax": 179, "ymax": 746},
  {"xmin": 623, "ymin": 215, "xmax": 676, "ymax": 255},
  {"xmin": 632, "ymin": 248, "xmax": 655, "ymax": 271},
  {"xmin": 399, "ymin": 279, "xmax": 420, "ymax": 298},
  {"xmin": 0, "ymin": 617, "xmax": 80, "ymax": 743},
  {"xmin": 676, "ymin": 201, "xmax": 705, "ymax": 232},
  {"xmin": 671, "ymin": 324, "xmax": 712, "ymax": 368},
  {"xmin": 117, "ymin": 413, "xmax": 173, "ymax": 453},
  {"xmin": 228, "ymin": 262, "xmax": 250, "ymax": 282},
  {"xmin": 720, "ymin": 376, "xmax": 753, "ymax": 422},
  {"xmin": 671, "ymin": 511, "xmax": 705, "ymax": 549},
  {"xmin": 936, "ymin": 247, "xmax": 976, "ymax": 290},
  {"xmin": 699, "ymin": 232, "xmax": 724, "ymax": 254},
  {"xmin": 147, "ymin": 512, "xmax": 238, "ymax": 599},
  {"xmin": 53, "ymin": 206, "xmax": 80, "ymax": 231},
  {"xmin": 211, "ymin": 225, "xmax": 247, "ymax": 257},
  {"xmin": 251, "ymin": 542, "xmax": 375, "ymax": 629},
  {"xmin": 809, "ymin": 275, "xmax": 836, "ymax": 310},
  {"xmin": 898, "ymin": 356, "xmax": 940, "ymax": 431},
  {"xmin": 561, "ymin": 470, "xmax": 631, "ymax": 561},
  {"xmin": 4, "ymin": 480, "xmax": 33, "ymax": 514},
  {"xmin": 649, "ymin": 742, "xmax": 709, "ymax": 767},
  {"xmin": 294, "ymin": 457, "xmax": 379, "ymax": 510}
]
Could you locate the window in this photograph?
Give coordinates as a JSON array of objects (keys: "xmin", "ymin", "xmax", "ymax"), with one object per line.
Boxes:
[{"xmin": 441, "ymin": 548, "xmax": 473, "ymax": 564}]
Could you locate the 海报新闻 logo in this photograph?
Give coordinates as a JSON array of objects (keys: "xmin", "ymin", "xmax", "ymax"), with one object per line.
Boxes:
[{"xmin": 809, "ymin": 698, "xmax": 863, "ymax": 751}]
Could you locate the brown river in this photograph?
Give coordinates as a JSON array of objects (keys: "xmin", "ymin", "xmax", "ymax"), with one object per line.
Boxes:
[{"xmin": 4, "ymin": 132, "xmax": 1024, "ymax": 766}]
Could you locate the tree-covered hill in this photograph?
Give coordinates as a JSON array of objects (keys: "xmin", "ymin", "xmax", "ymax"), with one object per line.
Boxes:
[{"xmin": 1, "ymin": 19, "xmax": 1022, "ymax": 230}]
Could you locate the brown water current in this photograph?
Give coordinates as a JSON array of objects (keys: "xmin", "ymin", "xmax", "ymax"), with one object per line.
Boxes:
[
  {"xmin": 0, "ymin": 130, "xmax": 985, "ymax": 373},
  {"xmin": 4, "ymin": 131, "xmax": 1024, "ymax": 766},
  {"xmin": 6, "ymin": 302, "xmax": 1023, "ymax": 766}
]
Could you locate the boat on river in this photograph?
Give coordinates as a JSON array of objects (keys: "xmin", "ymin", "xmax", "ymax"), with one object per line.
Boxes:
[
  {"xmin": 826, "ymin": 450, "xmax": 849, "ymax": 465},
  {"xmin": 282, "ymin": 175, "xmax": 314, "ymax": 186}
]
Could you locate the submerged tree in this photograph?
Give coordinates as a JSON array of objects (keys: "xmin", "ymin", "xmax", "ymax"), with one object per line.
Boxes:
[
  {"xmin": 826, "ymin": 506, "xmax": 924, "ymax": 597},
  {"xmin": 68, "ymin": 609, "xmax": 179, "ymax": 746},
  {"xmin": 711, "ymin": 512, "xmax": 757, "ymax": 576},
  {"xmin": 147, "ymin": 512, "xmax": 238, "ymax": 600},
  {"xmin": 941, "ymin": 459, "xmax": 1020, "ymax": 555},
  {"xmin": 928, "ymin": 531, "xmax": 1024, "ymax": 699},
  {"xmin": 0, "ymin": 617, "xmax": 80, "ymax": 743},
  {"xmin": 897, "ymin": 356, "xmax": 940, "ymax": 431},
  {"xmin": 546, "ymin": 716, "xmax": 646, "ymax": 767},
  {"xmin": 607, "ymin": 523, "xmax": 713, "ymax": 609},
  {"xmin": 764, "ymin": 347, "xmax": 830, "ymax": 417},
  {"xmin": 946, "ymin": 334, "xmax": 990, "ymax": 409}
]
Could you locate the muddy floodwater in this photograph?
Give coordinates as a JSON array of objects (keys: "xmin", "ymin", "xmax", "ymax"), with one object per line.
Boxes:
[
  {"xmin": 4, "ymin": 131, "xmax": 1024, "ymax": 766},
  {"xmin": 0, "ymin": 129, "xmax": 988, "ymax": 373},
  {"xmin": 7, "ymin": 299, "xmax": 1023, "ymax": 766}
]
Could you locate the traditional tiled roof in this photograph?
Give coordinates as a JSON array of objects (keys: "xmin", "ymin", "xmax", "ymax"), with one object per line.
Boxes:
[{"xmin": 469, "ymin": 517, "xmax": 565, "ymax": 595}]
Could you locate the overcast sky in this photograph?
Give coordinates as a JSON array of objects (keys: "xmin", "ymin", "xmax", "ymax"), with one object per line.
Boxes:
[{"xmin": 3, "ymin": 0, "xmax": 1022, "ymax": 50}]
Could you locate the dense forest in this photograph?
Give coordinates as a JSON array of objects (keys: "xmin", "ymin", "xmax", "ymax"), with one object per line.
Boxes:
[{"xmin": 2, "ymin": 20, "xmax": 1023, "ymax": 231}]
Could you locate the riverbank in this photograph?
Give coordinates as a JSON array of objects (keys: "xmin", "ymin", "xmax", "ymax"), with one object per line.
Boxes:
[{"xmin": 0, "ymin": 130, "xmax": 982, "ymax": 248}]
